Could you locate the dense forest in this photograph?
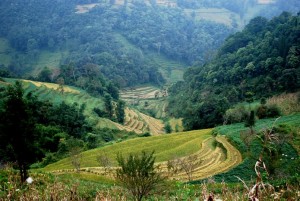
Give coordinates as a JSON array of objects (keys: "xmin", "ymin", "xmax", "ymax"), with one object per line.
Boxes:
[
  {"xmin": 167, "ymin": 12, "xmax": 300, "ymax": 130},
  {"xmin": 1, "ymin": 0, "xmax": 298, "ymax": 90},
  {"xmin": 0, "ymin": 0, "xmax": 232, "ymax": 87}
]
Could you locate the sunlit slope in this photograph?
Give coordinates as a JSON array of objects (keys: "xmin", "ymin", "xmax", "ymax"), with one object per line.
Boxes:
[
  {"xmin": 114, "ymin": 107, "xmax": 165, "ymax": 135},
  {"xmin": 43, "ymin": 129, "xmax": 242, "ymax": 181}
]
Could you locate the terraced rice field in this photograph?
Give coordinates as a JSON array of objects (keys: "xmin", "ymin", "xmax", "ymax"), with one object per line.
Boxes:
[
  {"xmin": 44, "ymin": 129, "xmax": 242, "ymax": 181},
  {"xmin": 120, "ymin": 86, "xmax": 162, "ymax": 101},
  {"xmin": 114, "ymin": 107, "xmax": 165, "ymax": 135},
  {"xmin": 120, "ymin": 86, "xmax": 168, "ymax": 118},
  {"xmin": 22, "ymin": 79, "xmax": 81, "ymax": 94}
]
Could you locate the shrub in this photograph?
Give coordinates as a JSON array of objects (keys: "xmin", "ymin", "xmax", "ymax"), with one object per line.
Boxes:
[
  {"xmin": 116, "ymin": 151, "xmax": 164, "ymax": 201},
  {"xmin": 223, "ymin": 105, "xmax": 248, "ymax": 124}
]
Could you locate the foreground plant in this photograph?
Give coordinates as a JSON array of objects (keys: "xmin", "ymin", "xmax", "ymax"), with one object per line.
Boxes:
[{"xmin": 116, "ymin": 150, "xmax": 164, "ymax": 201}]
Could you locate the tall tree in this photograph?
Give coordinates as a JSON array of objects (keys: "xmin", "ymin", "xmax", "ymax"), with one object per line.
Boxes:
[{"xmin": 0, "ymin": 81, "xmax": 38, "ymax": 182}]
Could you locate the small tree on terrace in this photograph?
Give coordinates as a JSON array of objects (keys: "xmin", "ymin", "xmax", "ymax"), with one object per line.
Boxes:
[{"xmin": 116, "ymin": 150, "xmax": 164, "ymax": 201}]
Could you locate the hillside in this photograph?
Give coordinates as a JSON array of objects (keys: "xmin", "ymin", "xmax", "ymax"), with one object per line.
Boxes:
[
  {"xmin": 0, "ymin": 78, "xmax": 165, "ymax": 135},
  {"xmin": 1, "ymin": 0, "xmax": 298, "ymax": 90},
  {"xmin": 167, "ymin": 12, "xmax": 300, "ymax": 130}
]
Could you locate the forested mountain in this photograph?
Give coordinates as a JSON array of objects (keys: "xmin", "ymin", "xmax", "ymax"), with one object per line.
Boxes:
[
  {"xmin": 1, "ymin": 0, "xmax": 298, "ymax": 90},
  {"xmin": 0, "ymin": 0, "xmax": 232, "ymax": 88},
  {"xmin": 167, "ymin": 12, "xmax": 300, "ymax": 130}
]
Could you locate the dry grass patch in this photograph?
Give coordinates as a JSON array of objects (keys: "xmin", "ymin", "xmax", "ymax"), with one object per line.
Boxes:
[
  {"xmin": 267, "ymin": 92, "xmax": 300, "ymax": 115},
  {"xmin": 22, "ymin": 80, "xmax": 81, "ymax": 94}
]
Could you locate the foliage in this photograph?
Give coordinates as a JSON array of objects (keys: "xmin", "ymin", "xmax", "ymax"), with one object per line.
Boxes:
[
  {"xmin": 0, "ymin": 81, "xmax": 96, "ymax": 174},
  {"xmin": 168, "ymin": 12, "xmax": 300, "ymax": 130},
  {"xmin": 211, "ymin": 114, "xmax": 300, "ymax": 182},
  {"xmin": 1, "ymin": 167, "xmax": 299, "ymax": 200},
  {"xmin": 116, "ymin": 150, "xmax": 164, "ymax": 201},
  {"xmin": 164, "ymin": 122, "xmax": 172, "ymax": 134},
  {"xmin": 0, "ymin": 81, "xmax": 39, "ymax": 182}
]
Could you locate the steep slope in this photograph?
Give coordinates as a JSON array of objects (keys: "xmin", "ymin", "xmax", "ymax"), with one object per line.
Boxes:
[
  {"xmin": 168, "ymin": 12, "xmax": 300, "ymax": 130},
  {"xmin": 0, "ymin": 78, "xmax": 165, "ymax": 135}
]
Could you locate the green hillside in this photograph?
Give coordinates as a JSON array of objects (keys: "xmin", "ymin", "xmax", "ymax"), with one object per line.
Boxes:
[
  {"xmin": 1, "ymin": 78, "xmax": 117, "ymax": 129},
  {"xmin": 210, "ymin": 113, "xmax": 300, "ymax": 182},
  {"xmin": 167, "ymin": 13, "xmax": 300, "ymax": 130}
]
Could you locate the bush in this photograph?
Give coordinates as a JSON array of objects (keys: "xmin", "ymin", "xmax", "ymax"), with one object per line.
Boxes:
[
  {"xmin": 224, "ymin": 105, "xmax": 248, "ymax": 124},
  {"xmin": 116, "ymin": 151, "xmax": 164, "ymax": 201},
  {"xmin": 256, "ymin": 104, "xmax": 281, "ymax": 119}
]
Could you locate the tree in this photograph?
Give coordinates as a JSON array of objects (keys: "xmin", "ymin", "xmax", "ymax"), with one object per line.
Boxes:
[
  {"xmin": 167, "ymin": 155, "xmax": 202, "ymax": 181},
  {"xmin": 116, "ymin": 100, "xmax": 125, "ymax": 124},
  {"xmin": 104, "ymin": 94, "xmax": 113, "ymax": 119},
  {"xmin": 164, "ymin": 122, "xmax": 172, "ymax": 134},
  {"xmin": 116, "ymin": 151, "xmax": 164, "ymax": 201},
  {"xmin": 0, "ymin": 81, "xmax": 39, "ymax": 182},
  {"xmin": 67, "ymin": 138, "xmax": 84, "ymax": 173},
  {"xmin": 97, "ymin": 152, "xmax": 113, "ymax": 175},
  {"xmin": 245, "ymin": 110, "xmax": 256, "ymax": 135}
]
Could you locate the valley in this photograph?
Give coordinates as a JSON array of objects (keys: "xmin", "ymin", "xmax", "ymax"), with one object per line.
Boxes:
[{"xmin": 0, "ymin": 0, "xmax": 299, "ymax": 200}]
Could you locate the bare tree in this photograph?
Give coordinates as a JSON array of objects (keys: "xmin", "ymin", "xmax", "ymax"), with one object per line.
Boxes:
[
  {"xmin": 166, "ymin": 158, "xmax": 181, "ymax": 177},
  {"xmin": 70, "ymin": 147, "xmax": 82, "ymax": 173},
  {"xmin": 96, "ymin": 153, "xmax": 113, "ymax": 175},
  {"xmin": 167, "ymin": 154, "xmax": 202, "ymax": 181},
  {"xmin": 179, "ymin": 155, "xmax": 202, "ymax": 181}
]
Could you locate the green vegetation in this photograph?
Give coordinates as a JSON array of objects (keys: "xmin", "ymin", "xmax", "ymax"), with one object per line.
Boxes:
[
  {"xmin": 0, "ymin": 1, "xmax": 300, "ymax": 200},
  {"xmin": 116, "ymin": 151, "xmax": 164, "ymax": 201},
  {"xmin": 168, "ymin": 12, "xmax": 300, "ymax": 130},
  {"xmin": 210, "ymin": 113, "xmax": 300, "ymax": 182}
]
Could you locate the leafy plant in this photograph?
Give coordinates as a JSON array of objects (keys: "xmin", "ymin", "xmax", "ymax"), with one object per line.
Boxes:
[{"xmin": 116, "ymin": 150, "xmax": 164, "ymax": 201}]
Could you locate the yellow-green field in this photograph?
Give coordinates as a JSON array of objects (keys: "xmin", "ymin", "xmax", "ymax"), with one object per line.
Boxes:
[
  {"xmin": 43, "ymin": 129, "xmax": 242, "ymax": 181},
  {"xmin": 44, "ymin": 129, "xmax": 212, "ymax": 171},
  {"xmin": 114, "ymin": 107, "xmax": 165, "ymax": 135}
]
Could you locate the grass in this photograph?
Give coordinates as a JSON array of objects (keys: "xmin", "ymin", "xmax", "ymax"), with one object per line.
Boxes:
[
  {"xmin": 210, "ymin": 113, "xmax": 300, "ymax": 182},
  {"xmin": 168, "ymin": 118, "xmax": 184, "ymax": 132},
  {"xmin": 2, "ymin": 166, "xmax": 299, "ymax": 200},
  {"xmin": 148, "ymin": 52, "xmax": 187, "ymax": 84},
  {"xmin": 31, "ymin": 50, "xmax": 67, "ymax": 75},
  {"xmin": 184, "ymin": 8, "xmax": 238, "ymax": 27}
]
